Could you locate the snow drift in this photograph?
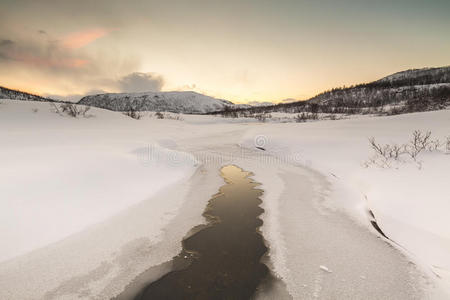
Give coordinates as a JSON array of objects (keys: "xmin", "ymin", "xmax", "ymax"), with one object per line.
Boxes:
[{"xmin": 0, "ymin": 100, "xmax": 197, "ymax": 262}]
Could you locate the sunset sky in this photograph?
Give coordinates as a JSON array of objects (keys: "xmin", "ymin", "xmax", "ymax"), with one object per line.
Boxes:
[{"xmin": 1, "ymin": 0, "xmax": 449, "ymax": 103}]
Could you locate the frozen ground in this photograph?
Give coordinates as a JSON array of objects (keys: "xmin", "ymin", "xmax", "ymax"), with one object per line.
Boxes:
[
  {"xmin": 0, "ymin": 99, "xmax": 448, "ymax": 299},
  {"xmin": 240, "ymin": 109, "xmax": 450, "ymax": 294}
]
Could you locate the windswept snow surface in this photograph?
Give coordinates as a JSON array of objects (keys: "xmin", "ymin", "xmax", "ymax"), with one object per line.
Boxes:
[
  {"xmin": 241, "ymin": 109, "xmax": 450, "ymax": 296},
  {"xmin": 0, "ymin": 100, "xmax": 197, "ymax": 262},
  {"xmin": 0, "ymin": 99, "xmax": 449, "ymax": 298}
]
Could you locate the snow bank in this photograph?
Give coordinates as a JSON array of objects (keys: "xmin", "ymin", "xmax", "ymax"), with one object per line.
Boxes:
[
  {"xmin": 240, "ymin": 110, "xmax": 450, "ymax": 293},
  {"xmin": 0, "ymin": 100, "xmax": 197, "ymax": 262}
]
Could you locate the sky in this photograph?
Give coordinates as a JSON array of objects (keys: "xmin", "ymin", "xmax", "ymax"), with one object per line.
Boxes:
[{"xmin": 0, "ymin": 0, "xmax": 449, "ymax": 103}]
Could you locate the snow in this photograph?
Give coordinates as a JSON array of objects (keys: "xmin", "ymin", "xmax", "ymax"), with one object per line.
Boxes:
[
  {"xmin": 0, "ymin": 100, "xmax": 197, "ymax": 262},
  {"xmin": 319, "ymin": 265, "xmax": 332, "ymax": 273},
  {"xmin": 240, "ymin": 109, "xmax": 450, "ymax": 295},
  {"xmin": 0, "ymin": 99, "xmax": 449, "ymax": 298}
]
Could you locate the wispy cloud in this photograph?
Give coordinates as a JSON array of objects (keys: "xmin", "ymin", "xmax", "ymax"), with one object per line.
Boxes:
[
  {"xmin": 0, "ymin": 29, "xmax": 143, "ymax": 97},
  {"xmin": 117, "ymin": 72, "xmax": 164, "ymax": 93},
  {"xmin": 62, "ymin": 28, "xmax": 112, "ymax": 49},
  {"xmin": 43, "ymin": 72, "xmax": 165, "ymax": 102},
  {"xmin": 0, "ymin": 37, "xmax": 89, "ymax": 69}
]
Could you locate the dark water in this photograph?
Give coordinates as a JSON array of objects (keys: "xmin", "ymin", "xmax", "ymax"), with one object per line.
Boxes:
[{"xmin": 135, "ymin": 165, "xmax": 269, "ymax": 300}]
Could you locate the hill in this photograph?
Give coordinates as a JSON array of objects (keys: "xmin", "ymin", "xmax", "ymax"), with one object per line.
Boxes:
[
  {"xmin": 78, "ymin": 91, "xmax": 235, "ymax": 114},
  {"xmin": 215, "ymin": 66, "xmax": 450, "ymax": 117},
  {"xmin": 0, "ymin": 86, "xmax": 57, "ymax": 103}
]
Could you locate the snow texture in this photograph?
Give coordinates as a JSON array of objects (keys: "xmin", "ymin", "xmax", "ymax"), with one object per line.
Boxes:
[{"xmin": 0, "ymin": 99, "xmax": 448, "ymax": 299}]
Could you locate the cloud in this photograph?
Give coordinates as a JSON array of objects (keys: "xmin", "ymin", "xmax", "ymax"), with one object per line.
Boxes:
[
  {"xmin": 0, "ymin": 30, "xmax": 158, "ymax": 98},
  {"xmin": 43, "ymin": 72, "xmax": 166, "ymax": 102},
  {"xmin": 0, "ymin": 39, "xmax": 14, "ymax": 59},
  {"xmin": 44, "ymin": 89, "xmax": 107, "ymax": 102},
  {"xmin": 281, "ymin": 98, "xmax": 299, "ymax": 103},
  {"xmin": 117, "ymin": 72, "xmax": 164, "ymax": 93},
  {"xmin": 247, "ymin": 101, "xmax": 274, "ymax": 106},
  {"xmin": 0, "ymin": 27, "xmax": 114, "ymax": 71},
  {"xmin": 0, "ymin": 37, "xmax": 90, "ymax": 70},
  {"xmin": 62, "ymin": 28, "xmax": 112, "ymax": 49},
  {"xmin": 0, "ymin": 39, "xmax": 14, "ymax": 47}
]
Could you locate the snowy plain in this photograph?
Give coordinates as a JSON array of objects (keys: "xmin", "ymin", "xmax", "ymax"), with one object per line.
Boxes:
[
  {"xmin": 0, "ymin": 99, "xmax": 449, "ymax": 299},
  {"xmin": 240, "ymin": 109, "xmax": 450, "ymax": 290}
]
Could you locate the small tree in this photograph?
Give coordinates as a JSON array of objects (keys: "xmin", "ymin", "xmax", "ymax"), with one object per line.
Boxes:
[{"xmin": 406, "ymin": 130, "xmax": 432, "ymax": 159}]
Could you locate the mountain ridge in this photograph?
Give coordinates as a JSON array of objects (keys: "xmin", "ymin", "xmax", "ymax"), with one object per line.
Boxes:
[
  {"xmin": 213, "ymin": 65, "xmax": 450, "ymax": 116},
  {"xmin": 77, "ymin": 90, "xmax": 236, "ymax": 114},
  {"xmin": 2, "ymin": 65, "xmax": 449, "ymax": 115},
  {"xmin": 0, "ymin": 86, "xmax": 59, "ymax": 103}
]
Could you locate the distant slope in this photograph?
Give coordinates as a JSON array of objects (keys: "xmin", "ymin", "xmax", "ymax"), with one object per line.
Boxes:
[
  {"xmin": 308, "ymin": 66, "xmax": 450, "ymax": 107},
  {"xmin": 0, "ymin": 86, "xmax": 57, "ymax": 103},
  {"xmin": 216, "ymin": 66, "xmax": 450, "ymax": 116},
  {"xmin": 78, "ymin": 91, "xmax": 236, "ymax": 114},
  {"xmin": 376, "ymin": 66, "xmax": 450, "ymax": 86}
]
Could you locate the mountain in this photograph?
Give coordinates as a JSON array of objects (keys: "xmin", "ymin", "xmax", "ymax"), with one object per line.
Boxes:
[
  {"xmin": 218, "ymin": 66, "xmax": 450, "ymax": 116},
  {"xmin": 78, "ymin": 91, "xmax": 235, "ymax": 114},
  {"xmin": 307, "ymin": 66, "xmax": 450, "ymax": 107},
  {"xmin": 376, "ymin": 66, "xmax": 450, "ymax": 86},
  {"xmin": 0, "ymin": 86, "xmax": 57, "ymax": 103}
]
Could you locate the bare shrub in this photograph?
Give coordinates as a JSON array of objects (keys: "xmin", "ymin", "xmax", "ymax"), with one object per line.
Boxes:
[
  {"xmin": 446, "ymin": 136, "xmax": 450, "ymax": 154},
  {"xmin": 51, "ymin": 103, "xmax": 91, "ymax": 118},
  {"xmin": 123, "ymin": 108, "xmax": 142, "ymax": 120},
  {"xmin": 221, "ymin": 106, "xmax": 238, "ymax": 118},
  {"xmin": 164, "ymin": 113, "xmax": 184, "ymax": 121},
  {"xmin": 255, "ymin": 113, "xmax": 271, "ymax": 122},
  {"xmin": 295, "ymin": 112, "xmax": 319, "ymax": 122},
  {"xmin": 367, "ymin": 130, "xmax": 448, "ymax": 168},
  {"xmin": 427, "ymin": 138, "xmax": 442, "ymax": 151},
  {"xmin": 367, "ymin": 138, "xmax": 406, "ymax": 167},
  {"xmin": 155, "ymin": 112, "xmax": 164, "ymax": 119},
  {"xmin": 295, "ymin": 112, "xmax": 308, "ymax": 122},
  {"xmin": 406, "ymin": 130, "xmax": 432, "ymax": 159},
  {"xmin": 369, "ymin": 137, "xmax": 388, "ymax": 157}
]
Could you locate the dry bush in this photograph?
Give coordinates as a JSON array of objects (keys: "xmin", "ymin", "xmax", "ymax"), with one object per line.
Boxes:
[
  {"xmin": 295, "ymin": 112, "xmax": 318, "ymax": 122},
  {"xmin": 446, "ymin": 136, "xmax": 450, "ymax": 154},
  {"xmin": 367, "ymin": 138, "xmax": 406, "ymax": 167},
  {"xmin": 123, "ymin": 108, "xmax": 142, "ymax": 120},
  {"xmin": 255, "ymin": 113, "xmax": 271, "ymax": 122},
  {"xmin": 367, "ymin": 130, "xmax": 448, "ymax": 168},
  {"xmin": 51, "ymin": 103, "xmax": 92, "ymax": 118},
  {"xmin": 163, "ymin": 113, "xmax": 184, "ymax": 121},
  {"xmin": 406, "ymin": 130, "xmax": 432, "ymax": 159}
]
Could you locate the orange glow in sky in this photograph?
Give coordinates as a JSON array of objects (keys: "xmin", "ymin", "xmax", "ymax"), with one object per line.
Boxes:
[
  {"xmin": 62, "ymin": 28, "xmax": 111, "ymax": 49},
  {"xmin": 1, "ymin": 0, "xmax": 449, "ymax": 103}
]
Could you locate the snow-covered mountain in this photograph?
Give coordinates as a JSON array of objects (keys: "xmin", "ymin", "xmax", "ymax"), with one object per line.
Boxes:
[{"xmin": 78, "ymin": 91, "xmax": 235, "ymax": 114}]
